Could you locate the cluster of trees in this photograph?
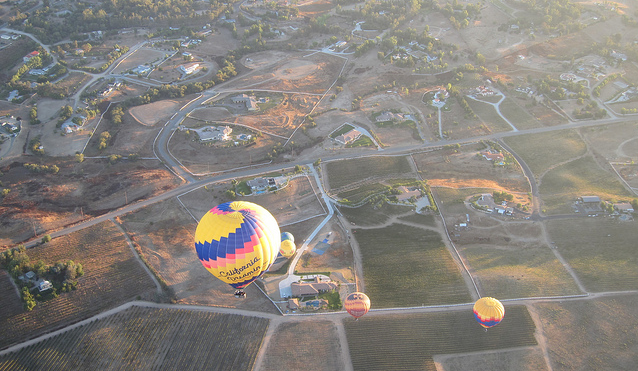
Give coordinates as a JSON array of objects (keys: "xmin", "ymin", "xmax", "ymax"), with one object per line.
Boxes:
[
  {"xmin": 1, "ymin": 246, "xmax": 84, "ymax": 311},
  {"xmin": 56, "ymin": 105, "xmax": 74, "ymax": 127},
  {"xmin": 533, "ymin": 76, "xmax": 588, "ymax": 100},
  {"xmin": 9, "ymin": 47, "xmax": 51, "ymax": 83},
  {"xmin": 24, "ymin": 163, "xmax": 60, "ymax": 174},
  {"xmin": 128, "ymin": 56, "xmax": 237, "ymax": 106},
  {"xmin": 493, "ymin": 191, "xmax": 514, "ymax": 204},
  {"xmin": 97, "ymin": 131, "xmax": 111, "ymax": 150},
  {"xmin": 518, "ymin": 0, "xmax": 583, "ymax": 35},
  {"xmin": 15, "ymin": 0, "xmax": 235, "ymax": 43},
  {"xmin": 28, "ymin": 137, "xmax": 45, "ymax": 156},
  {"xmin": 572, "ymin": 101, "xmax": 606, "ymax": 119},
  {"xmin": 29, "ymin": 106, "xmax": 39, "ymax": 125},
  {"xmin": 446, "ymin": 83, "xmax": 477, "ymax": 119},
  {"xmin": 110, "ymin": 106, "xmax": 125, "ymax": 125},
  {"xmin": 70, "ymin": 45, "xmax": 130, "ymax": 74},
  {"xmin": 592, "ymin": 73, "xmax": 621, "ymax": 97}
]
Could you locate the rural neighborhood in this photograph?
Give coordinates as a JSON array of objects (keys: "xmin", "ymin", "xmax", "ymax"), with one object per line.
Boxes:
[{"xmin": 0, "ymin": 0, "xmax": 638, "ymax": 370}]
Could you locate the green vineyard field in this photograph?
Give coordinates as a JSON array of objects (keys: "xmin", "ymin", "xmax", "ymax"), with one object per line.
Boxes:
[
  {"xmin": 344, "ymin": 306, "xmax": 537, "ymax": 371},
  {"xmin": 326, "ymin": 156, "xmax": 413, "ymax": 189},
  {"xmin": 354, "ymin": 224, "xmax": 471, "ymax": 307},
  {"xmin": 0, "ymin": 306, "xmax": 269, "ymax": 371}
]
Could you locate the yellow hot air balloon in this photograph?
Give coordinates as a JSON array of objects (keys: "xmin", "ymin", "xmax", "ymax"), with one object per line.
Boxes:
[
  {"xmin": 344, "ymin": 292, "xmax": 370, "ymax": 320},
  {"xmin": 280, "ymin": 239, "xmax": 296, "ymax": 258},
  {"xmin": 194, "ymin": 201, "xmax": 281, "ymax": 291},
  {"xmin": 473, "ymin": 297, "xmax": 504, "ymax": 329}
]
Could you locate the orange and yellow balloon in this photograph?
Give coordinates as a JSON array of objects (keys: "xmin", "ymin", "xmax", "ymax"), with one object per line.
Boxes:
[
  {"xmin": 194, "ymin": 201, "xmax": 281, "ymax": 289},
  {"xmin": 344, "ymin": 292, "xmax": 371, "ymax": 319},
  {"xmin": 473, "ymin": 297, "xmax": 505, "ymax": 329}
]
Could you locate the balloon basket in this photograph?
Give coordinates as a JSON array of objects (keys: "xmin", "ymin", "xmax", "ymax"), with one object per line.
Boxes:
[{"xmin": 234, "ymin": 290, "xmax": 246, "ymax": 298}]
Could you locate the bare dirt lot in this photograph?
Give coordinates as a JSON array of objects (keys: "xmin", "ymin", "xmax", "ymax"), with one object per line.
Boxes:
[
  {"xmin": 413, "ymin": 144, "xmax": 530, "ymax": 193},
  {"xmin": 129, "ymin": 99, "xmax": 182, "ymax": 126},
  {"xmin": 0, "ymin": 157, "xmax": 181, "ymax": 246},
  {"xmin": 580, "ymin": 122, "xmax": 638, "ymax": 161},
  {"xmin": 233, "ymin": 50, "xmax": 344, "ymax": 94},
  {"xmin": 121, "ymin": 175, "xmax": 325, "ymax": 311}
]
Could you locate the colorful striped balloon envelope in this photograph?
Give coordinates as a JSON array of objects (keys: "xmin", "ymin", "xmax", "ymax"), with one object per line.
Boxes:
[
  {"xmin": 344, "ymin": 292, "xmax": 371, "ymax": 319},
  {"xmin": 473, "ymin": 297, "xmax": 505, "ymax": 329},
  {"xmin": 195, "ymin": 201, "xmax": 281, "ymax": 289}
]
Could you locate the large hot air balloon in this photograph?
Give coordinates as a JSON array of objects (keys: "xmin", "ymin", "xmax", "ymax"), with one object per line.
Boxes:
[
  {"xmin": 280, "ymin": 239, "xmax": 296, "ymax": 258},
  {"xmin": 194, "ymin": 201, "xmax": 281, "ymax": 294},
  {"xmin": 344, "ymin": 292, "xmax": 370, "ymax": 320},
  {"xmin": 473, "ymin": 297, "xmax": 504, "ymax": 329}
]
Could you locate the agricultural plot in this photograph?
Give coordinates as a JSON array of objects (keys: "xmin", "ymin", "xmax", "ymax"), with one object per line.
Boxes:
[
  {"xmin": 461, "ymin": 244, "xmax": 582, "ymax": 299},
  {"xmin": 344, "ymin": 306, "xmax": 537, "ymax": 371},
  {"xmin": 580, "ymin": 122, "xmax": 638, "ymax": 161},
  {"xmin": 465, "ymin": 99, "xmax": 514, "ymax": 134},
  {"xmin": 325, "ymin": 156, "xmax": 414, "ymax": 190},
  {"xmin": 498, "ymin": 97, "xmax": 542, "ymax": 130},
  {"xmin": 503, "ymin": 130, "xmax": 587, "ymax": 176},
  {"xmin": 533, "ymin": 294, "xmax": 638, "ymax": 370},
  {"xmin": 260, "ymin": 320, "xmax": 344, "ymax": 371},
  {"xmin": 412, "ymin": 145, "xmax": 529, "ymax": 193},
  {"xmin": 546, "ymin": 218, "xmax": 638, "ymax": 292},
  {"xmin": 539, "ymin": 156, "xmax": 632, "ymax": 214},
  {"xmin": 49, "ymin": 72, "xmax": 91, "ymax": 97},
  {"xmin": 0, "ymin": 222, "xmax": 156, "ymax": 349},
  {"xmin": 353, "ymin": 224, "xmax": 471, "ymax": 307},
  {"xmin": 337, "ymin": 183, "xmax": 389, "ymax": 204},
  {"xmin": 338, "ymin": 203, "xmax": 414, "ymax": 227},
  {"xmin": 436, "ymin": 347, "xmax": 548, "ymax": 371},
  {"xmin": 397, "ymin": 213, "xmax": 437, "ymax": 227},
  {"xmin": 0, "ymin": 271, "xmax": 22, "ymax": 319},
  {"xmin": 0, "ymin": 306, "xmax": 269, "ymax": 371}
]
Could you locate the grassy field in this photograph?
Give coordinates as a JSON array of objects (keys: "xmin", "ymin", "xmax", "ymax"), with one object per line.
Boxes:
[
  {"xmin": 0, "ymin": 306, "xmax": 269, "ymax": 371},
  {"xmin": 503, "ymin": 130, "xmax": 587, "ymax": 176},
  {"xmin": 546, "ymin": 218, "xmax": 638, "ymax": 292},
  {"xmin": 461, "ymin": 245, "xmax": 582, "ymax": 298},
  {"xmin": 533, "ymin": 294, "xmax": 638, "ymax": 370},
  {"xmin": 338, "ymin": 203, "xmax": 413, "ymax": 227},
  {"xmin": 539, "ymin": 156, "xmax": 632, "ymax": 214},
  {"xmin": 397, "ymin": 213, "xmax": 437, "ymax": 227},
  {"xmin": 344, "ymin": 306, "xmax": 537, "ymax": 371},
  {"xmin": 261, "ymin": 321, "xmax": 343, "ymax": 370},
  {"xmin": 354, "ymin": 224, "xmax": 471, "ymax": 307},
  {"xmin": 337, "ymin": 183, "xmax": 388, "ymax": 204},
  {"xmin": 465, "ymin": 99, "xmax": 513, "ymax": 134},
  {"xmin": 325, "ymin": 156, "xmax": 413, "ymax": 189},
  {"xmin": 0, "ymin": 221, "xmax": 157, "ymax": 350},
  {"xmin": 499, "ymin": 98, "xmax": 541, "ymax": 130}
]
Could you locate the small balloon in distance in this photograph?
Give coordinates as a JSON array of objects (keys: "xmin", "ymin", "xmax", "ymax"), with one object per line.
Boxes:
[
  {"xmin": 281, "ymin": 232, "xmax": 294, "ymax": 243},
  {"xmin": 344, "ymin": 292, "xmax": 371, "ymax": 319}
]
